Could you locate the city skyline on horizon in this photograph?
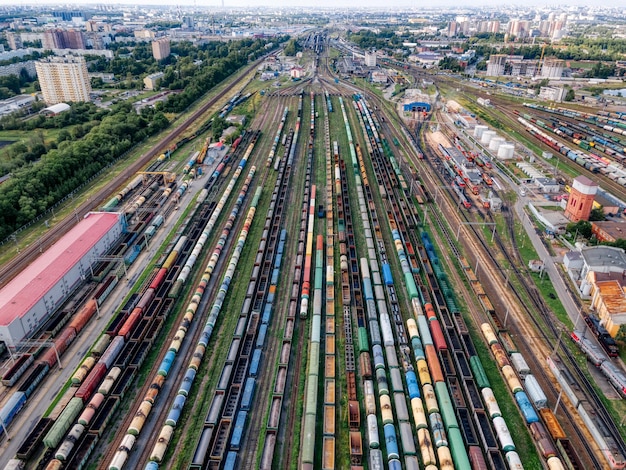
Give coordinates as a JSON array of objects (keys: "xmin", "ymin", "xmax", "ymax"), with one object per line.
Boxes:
[{"xmin": 0, "ymin": 0, "xmax": 623, "ymax": 9}]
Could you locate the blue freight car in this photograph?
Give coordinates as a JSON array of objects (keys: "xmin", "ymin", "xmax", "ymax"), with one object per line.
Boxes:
[
  {"xmin": 382, "ymin": 263, "xmax": 394, "ymax": 286},
  {"xmin": 241, "ymin": 378, "xmax": 256, "ymax": 411},
  {"xmin": 515, "ymin": 391, "xmax": 539, "ymax": 424}
]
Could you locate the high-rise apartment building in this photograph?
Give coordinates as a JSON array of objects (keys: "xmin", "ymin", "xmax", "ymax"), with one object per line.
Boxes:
[
  {"xmin": 35, "ymin": 56, "xmax": 91, "ymax": 104},
  {"xmin": 152, "ymin": 38, "xmax": 170, "ymax": 60},
  {"xmin": 486, "ymin": 54, "xmax": 507, "ymax": 76},
  {"xmin": 6, "ymin": 32, "xmax": 22, "ymax": 50},
  {"xmin": 43, "ymin": 30, "xmax": 85, "ymax": 50}
]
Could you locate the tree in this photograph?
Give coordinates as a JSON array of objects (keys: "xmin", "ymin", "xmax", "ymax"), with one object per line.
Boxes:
[
  {"xmin": 564, "ymin": 89, "xmax": 576, "ymax": 101},
  {"xmin": 565, "ymin": 220, "xmax": 592, "ymax": 240},
  {"xmin": 438, "ymin": 56, "xmax": 463, "ymax": 72},
  {"xmin": 589, "ymin": 207, "xmax": 605, "ymax": 221}
]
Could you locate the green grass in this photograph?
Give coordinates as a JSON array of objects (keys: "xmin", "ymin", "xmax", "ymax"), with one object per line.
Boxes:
[{"xmin": 170, "ymin": 175, "xmax": 275, "ymax": 468}]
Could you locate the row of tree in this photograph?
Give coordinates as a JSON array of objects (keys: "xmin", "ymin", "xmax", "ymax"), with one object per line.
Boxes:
[
  {"xmin": 0, "ymin": 38, "xmax": 276, "ymax": 240},
  {"xmin": 0, "ymin": 102, "xmax": 169, "ymax": 240},
  {"xmin": 157, "ymin": 38, "xmax": 275, "ymax": 113}
]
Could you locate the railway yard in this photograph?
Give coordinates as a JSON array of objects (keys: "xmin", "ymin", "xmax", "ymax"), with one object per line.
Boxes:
[{"xmin": 1, "ymin": 33, "xmax": 626, "ymax": 470}]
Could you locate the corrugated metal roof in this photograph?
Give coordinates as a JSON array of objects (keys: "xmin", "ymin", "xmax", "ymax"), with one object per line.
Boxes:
[
  {"xmin": 597, "ymin": 280, "xmax": 626, "ymax": 314},
  {"xmin": 0, "ymin": 212, "xmax": 121, "ymax": 326}
]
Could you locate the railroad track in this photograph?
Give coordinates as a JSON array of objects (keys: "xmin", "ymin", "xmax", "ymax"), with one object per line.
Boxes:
[
  {"xmin": 484, "ymin": 95, "xmax": 626, "ymax": 201},
  {"xmin": 418, "ymin": 123, "xmax": 608, "ymax": 468},
  {"xmin": 0, "ymin": 53, "xmax": 272, "ymax": 290},
  {"xmin": 94, "ymin": 129, "xmax": 264, "ymax": 469}
]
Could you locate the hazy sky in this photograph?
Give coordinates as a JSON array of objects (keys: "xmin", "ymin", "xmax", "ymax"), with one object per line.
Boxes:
[{"xmin": 1, "ymin": 0, "xmax": 625, "ymax": 7}]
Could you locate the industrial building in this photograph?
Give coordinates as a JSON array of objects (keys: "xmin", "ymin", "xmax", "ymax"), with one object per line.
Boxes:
[
  {"xmin": 0, "ymin": 212, "xmax": 125, "ymax": 349},
  {"xmin": 539, "ymin": 86, "xmax": 567, "ymax": 103},
  {"xmin": 35, "ymin": 56, "xmax": 92, "ymax": 105}
]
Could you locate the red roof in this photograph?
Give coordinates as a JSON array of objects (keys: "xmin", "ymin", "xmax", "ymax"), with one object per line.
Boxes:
[{"xmin": 0, "ymin": 212, "xmax": 121, "ymax": 326}]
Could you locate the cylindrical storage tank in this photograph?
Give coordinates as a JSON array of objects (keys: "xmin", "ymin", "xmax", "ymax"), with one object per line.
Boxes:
[
  {"xmin": 406, "ymin": 319, "xmax": 419, "ymax": 340},
  {"xmin": 491, "ymin": 343, "xmax": 510, "ymax": 368},
  {"xmin": 498, "ymin": 143, "xmax": 515, "ymax": 159},
  {"xmin": 388, "ymin": 459, "xmax": 402, "ymax": 470},
  {"xmin": 429, "ymin": 412, "xmax": 447, "ymax": 448},
  {"xmin": 367, "ymin": 414, "xmax": 380, "ymax": 449},
  {"xmin": 150, "ymin": 425, "xmax": 174, "ymax": 462},
  {"xmin": 45, "ymin": 460, "xmax": 63, "ymax": 470},
  {"xmin": 493, "ymin": 416, "xmax": 515, "ymax": 452},
  {"xmin": 78, "ymin": 393, "xmax": 105, "ymax": 426},
  {"xmin": 437, "ymin": 445, "xmax": 454, "ymax": 470},
  {"xmin": 376, "ymin": 368, "xmax": 389, "ymax": 396},
  {"xmin": 383, "ymin": 423, "xmax": 400, "ymax": 461},
  {"xmin": 489, "ymin": 137, "xmax": 505, "ymax": 152},
  {"xmin": 72, "ymin": 357, "xmax": 96, "ymax": 385},
  {"xmin": 364, "ymin": 380, "xmax": 376, "ymax": 415},
  {"xmin": 418, "ymin": 428, "xmax": 436, "ymax": 466},
  {"xmin": 370, "ymin": 449, "xmax": 384, "ymax": 470},
  {"xmin": 422, "ymin": 383, "xmax": 438, "ymax": 414},
  {"xmin": 55, "ymin": 423, "xmax": 84, "ymax": 461},
  {"xmin": 109, "ymin": 434, "xmax": 136, "ymax": 470},
  {"xmin": 411, "ymin": 397, "xmax": 428, "ymax": 429},
  {"xmin": 474, "ymin": 125, "xmax": 488, "ymax": 139},
  {"xmin": 380, "ymin": 394, "xmax": 393, "ymax": 425},
  {"xmin": 482, "ymin": 387, "xmax": 501, "ymax": 418},
  {"xmin": 502, "ymin": 365, "xmax": 523, "ymax": 394},
  {"xmin": 547, "ymin": 457, "xmax": 565, "ymax": 470},
  {"xmin": 99, "ymin": 367, "xmax": 122, "ymax": 395},
  {"xmin": 406, "ymin": 371, "xmax": 420, "ymax": 400},
  {"xmin": 480, "ymin": 323, "xmax": 498, "ymax": 345},
  {"xmin": 506, "ymin": 450, "xmax": 524, "ymax": 470},
  {"xmin": 417, "ymin": 359, "xmax": 431, "ymax": 386},
  {"xmin": 481, "ymin": 130, "xmax": 496, "ymax": 145},
  {"xmin": 129, "ymin": 400, "xmax": 153, "ymax": 435}
]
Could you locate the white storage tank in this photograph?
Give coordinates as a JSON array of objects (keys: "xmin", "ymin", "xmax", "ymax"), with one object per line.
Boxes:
[
  {"xmin": 481, "ymin": 130, "xmax": 497, "ymax": 145},
  {"xmin": 489, "ymin": 137, "xmax": 505, "ymax": 151},
  {"xmin": 498, "ymin": 143, "xmax": 515, "ymax": 159},
  {"xmin": 474, "ymin": 125, "xmax": 488, "ymax": 139}
]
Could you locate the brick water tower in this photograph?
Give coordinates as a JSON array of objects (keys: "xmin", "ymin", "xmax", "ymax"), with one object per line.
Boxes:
[{"xmin": 564, "ymin": 175, "xmax": 598, "ymax": 222}]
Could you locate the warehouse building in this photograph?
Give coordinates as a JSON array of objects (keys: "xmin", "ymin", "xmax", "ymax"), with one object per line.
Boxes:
[{"xmin": 0, "ymin": 212, "xmax": 125, "ymax": 349}]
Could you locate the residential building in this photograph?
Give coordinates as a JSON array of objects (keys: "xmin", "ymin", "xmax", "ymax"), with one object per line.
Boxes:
[
  {"xmin": 144, "ymin": 72, "xmax": 164, "ymax": 90},
  {"xmin": 541, "ymin": 58, "xmax": 564, "ymax": 79},
  {"xmin": 152, "ymin": 38, "xmax": 170, "ymax": 60},
  {"xmin": 135, "ymin": 29, "xmax": 156, "ymax": 39},
  {"xmin": 43, "ymin": 30, "xmax": 85, "ymax": 50},
  {"xmin": 35, "ymin": 56, "xmax": 91, "ymax": 104},
  {"xmin": 486, "ymin": 54, "xmax": 507, "ymax": 76},
  {"xmin": 6, "ymin": 32, "xmax": 22, "ymax": 50}
]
